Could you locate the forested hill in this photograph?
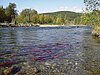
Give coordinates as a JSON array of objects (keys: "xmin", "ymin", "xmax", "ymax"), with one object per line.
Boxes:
[
  {"xmin": 41, "ymin": 11, "xmax": 82, "ymax": 20},
  {"xmin": 0, "ymin": 3, "xmax": 82, "ymax": 25}
]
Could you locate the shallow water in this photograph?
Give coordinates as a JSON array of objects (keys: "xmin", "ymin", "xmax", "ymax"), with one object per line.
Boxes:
[{"xmin": 0, "ymin": 26, "xmax": 100, "ymax": 75}]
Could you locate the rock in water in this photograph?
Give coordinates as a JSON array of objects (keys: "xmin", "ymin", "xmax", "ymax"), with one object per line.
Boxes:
[
  {"xmin": 1, "ymin": 66, "xmax": 21, "ymax": 75},
  {"xmin": 9, "ymin": 66, "xmax": 21, "ymax": 74}
]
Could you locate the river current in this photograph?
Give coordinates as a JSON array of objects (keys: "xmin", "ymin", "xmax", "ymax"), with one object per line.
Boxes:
[{"xmin": 0, "ymin": 26, "xmax": 100, "ymax": 75}]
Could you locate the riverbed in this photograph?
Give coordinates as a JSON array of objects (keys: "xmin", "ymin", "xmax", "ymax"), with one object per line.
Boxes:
[{"xmin": 0, "ymin": 26, "xmax": 100, "ymax": 75}]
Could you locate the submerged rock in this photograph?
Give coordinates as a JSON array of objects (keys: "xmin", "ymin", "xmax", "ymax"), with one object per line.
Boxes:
[
  {"xmin": 1, "ymin": 66, "xmax": 21, "ymax": 75},
  {"xmin": 9, "ymin": 66, "xmax": 21, "ymax": 74}
]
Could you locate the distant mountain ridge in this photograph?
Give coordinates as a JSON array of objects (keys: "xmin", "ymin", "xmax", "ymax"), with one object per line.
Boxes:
[{"xmin": 40, "ymin": 11, "xmax": 82, "ymax": 20}]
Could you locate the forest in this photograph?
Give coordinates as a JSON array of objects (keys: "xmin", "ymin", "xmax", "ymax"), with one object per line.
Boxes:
[
  {"xmin": 0, "ymin": 3, "xmax": 82, "ymax": 26},
  {"xmin": 0, "ymin": 0, "xmax": 100, "ymax": 28}
]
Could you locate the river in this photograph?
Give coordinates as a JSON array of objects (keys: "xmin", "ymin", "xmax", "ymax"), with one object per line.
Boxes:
[{"xmin": 0, "ymin": 26, "xmax": 100, "ymax": 75}]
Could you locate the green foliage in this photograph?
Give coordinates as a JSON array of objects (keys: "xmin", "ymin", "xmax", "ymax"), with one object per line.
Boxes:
[
  {"xmin": 19, "ymin": 8, "xmax": 38, "ymax": 23},
  {"xmin": 5, "ymin": 3, "xmax": 17, "ymax": 22},
  {"xmin": 16, "ymin": 10, "xmax": 82, "ymax": 25},
  {"xmin": 15, "ymin": 15, "xmax": 24, "ymax": 23},
  {"xmin": 43, "ymin": 15, "xmax": 53, "ymax": 24},
  {"xmin": 82, "ymin": 0, "xmax": 100, "ymax": 27},
  {"xmin": 81, "ymin": 11, "xmax": 100, "ymax": 26},
  {"xmin": 55, "ymin": 17, "xmax": 64, "ymax": 24},
  {"xmin": 21, "ymin": 9, "xmax": 37, "ymax": 17},
  {"xmin": 0, "ymin": 3, "xmax": 17, "ymax": 23},
  {"xmin": 37, "ymin": 15, "xmax": 53, "ymax": 24},
  {"xmin": 40, "ymin": 11, "xmax": 81, "ymax": 25},
  {"xmin": 0, "ymin": 2, "xmax": 82, "ymax": 26},
  {"xmin": 31, "ymin": 14, "xmax": 39, "ymax": 24},
  {"xmin": 84, "ymin": 0, "xmax": 100, "ymax": 11},
  {"xmin": 39, "ymin": 15, "xmax": 44, "ymax": 24},
  {"xmin": 0, "ymin": 6, "xmax": 6, "ymax": 22},
  {"xmin": 42, "ymin": 11, "xmax": 81, "ymax": 21}
]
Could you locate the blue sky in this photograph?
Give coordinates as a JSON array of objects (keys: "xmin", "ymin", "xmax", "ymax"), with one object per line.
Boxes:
[{"xmin": 0, "ymin": 0, "xmax": 85, "ymax": 13}]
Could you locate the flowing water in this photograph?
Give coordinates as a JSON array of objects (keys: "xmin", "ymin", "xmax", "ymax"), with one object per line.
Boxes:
[{"xmin": 0, "ymin": 26, "xmax": 100, "ymax": 75}]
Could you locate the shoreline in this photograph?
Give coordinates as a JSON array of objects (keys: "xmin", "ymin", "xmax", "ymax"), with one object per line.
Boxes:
[
  {"xmin": 0, "ymin": 23, "xmax": 88, "ymax": 28},
  {"xmin": 92, "ymin": 27, "xmax": 100, "ymax": 38},
  {"xmin": 0, "ymin": 23, "xmax": 63, "ymax": 27}
]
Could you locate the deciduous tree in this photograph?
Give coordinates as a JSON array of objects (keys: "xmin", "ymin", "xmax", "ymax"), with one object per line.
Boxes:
[{"xmin": 5, "ymin": 3, "xmax": 17, "ymax": 22}]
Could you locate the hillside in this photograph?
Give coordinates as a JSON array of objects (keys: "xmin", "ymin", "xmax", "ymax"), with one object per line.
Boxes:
[{"xmin": 41, "ymin": 11, "xmax": 82, "ymax": 21}]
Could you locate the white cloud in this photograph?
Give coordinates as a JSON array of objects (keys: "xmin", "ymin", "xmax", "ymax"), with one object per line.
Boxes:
[{"xmin": 57, "ymin": 6, "xmax": 84, "ymax": 13}]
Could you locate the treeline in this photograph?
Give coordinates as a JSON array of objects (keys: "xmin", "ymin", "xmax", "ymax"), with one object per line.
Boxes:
[
  {"xmin": 1, "ymin": 2, "xmax": 99, "ymax": 26},
  {"xmin": 0, "ymin": 3, "xmax": 82, "ymax": 25},
  {"xmin": 41, "ymin": 11, "xmax": 82, "ymax": 25},
  {"xmin": 16, "ymin": 9, "xmax": 54, "ymax": 24},
  {"xmin": 16, "ymin": 9, "xmax": 82, "ymax": 25},
  {"xmin": 0, "ymin": 3, "xmax": 17, "ymax": 23}
]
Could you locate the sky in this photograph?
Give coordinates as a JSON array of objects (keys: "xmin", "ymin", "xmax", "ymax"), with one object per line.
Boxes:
[{"xmin": 0, "ymin": 0, "xmax": 85, "ymax": 13}]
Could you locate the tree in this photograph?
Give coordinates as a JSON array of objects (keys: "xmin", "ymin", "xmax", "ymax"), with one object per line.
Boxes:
[
  {"xmin": 55, "ymin": 17, "xmax": 65, "ymax": 24},
  {"xmin": 82, "ymin": 0, "xmax": 100, "ymax": 26},
  {"xmin": 51, "ymin": 16, "xmax": 57, "ymax": 24},
  {"xmin": 5, "ymin": 3, "xmax": 17, "ymax": 22},
  {"xmin": 56, "ymin": 17, "xmax": 61, "ymax": 24},
  {"xmin": 84, "ymin": 0, "xmax": 100, "ymax": 11},
  {"xmin": 20, "ymin": 9, "xmax": 38, "ymax": 23},
  {"xmin": 39, "ymin": 15, "xmax": 44, "ymax": 24},
  {"xmin": 0, "ymin": 6, "xmax": 6, "ymax": 22},
  {"xmin": 43, "ymin": 15, "xmax": 52, "ymax": 24},
  {"xmin": 15, "ymin": 15, "xmax": 24, "ymax": 24},
  {"xmin": 31, "ymin": 14, "xmax": 39, "ymax": 24}
]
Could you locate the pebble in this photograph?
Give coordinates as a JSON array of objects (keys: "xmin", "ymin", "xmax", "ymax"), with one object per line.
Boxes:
[
  {"xmin": 45, "ymin": 62, "xmax": 51, "ymax": 66},
  {"xmin": 2, "ymin": 67, "xmax": 12, "ymax": 75},
  {"xmin": 75, "ymin": 62, "xmax": 78, "ymax": 65}
]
